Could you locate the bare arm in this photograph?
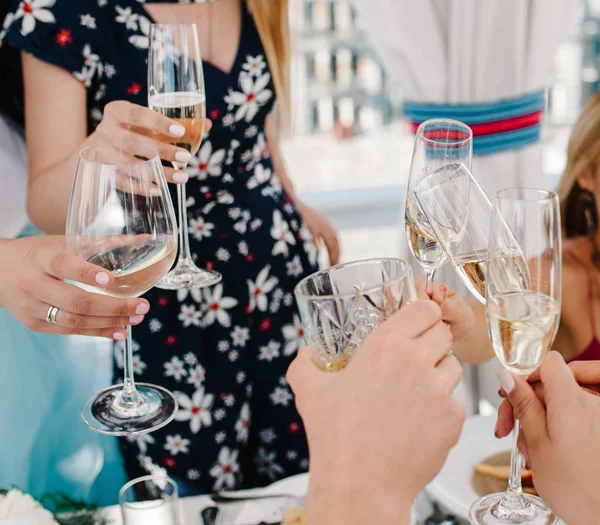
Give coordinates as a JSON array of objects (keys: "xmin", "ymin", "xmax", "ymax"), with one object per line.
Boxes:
[
  {"xmin": 21, "ymin": 53, "xmax": 204, "ymax": 234},
  {"xmin": 22, "ymin": 52, "xmax": 89, "ymax": 233}
]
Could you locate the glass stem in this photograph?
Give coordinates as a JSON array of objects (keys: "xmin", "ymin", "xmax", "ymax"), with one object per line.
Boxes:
[
  {"xmin": 120, "ymin": 325, "xmax": 142, "ymax": 406},
  {"xmin": 425, "ymin": 268, "xmax": 436, "ymax": 295},
  {"xmin": 502, "ymin": 419, "xmax": 525, "ymax": 507},
  {"xmin": 175, "ymin": 182, "xmax": 193, "ymax": 263}
]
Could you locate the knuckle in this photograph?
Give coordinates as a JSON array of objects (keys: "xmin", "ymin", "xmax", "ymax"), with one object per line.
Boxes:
[
  {"xmin": 119, "ymin": 301, "xmax": 131, "ymax": 317},
  {"xmin": 68, "ymin": 313, "xmax": 87, "ymax": 329},
  {"xmin": 48, "ymin": 252, "xmax": 68, "ymax": 275},
  {"xmin": 128, "ymin": 103, "xmax": 144, "ymax": 124},
  {"xmin": 17, "ymin": 275, "xmax": 36, "ymax": 294},
  {"xmin": 72, "ymin": 295, "xmax": 93, "ymax": 315}
]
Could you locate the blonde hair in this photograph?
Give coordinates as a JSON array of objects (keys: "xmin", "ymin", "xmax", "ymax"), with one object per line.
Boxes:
[
  {"xmin": 557, "ymin": 92, "xmax": 600, "ymax": 238},
  {"xmin": 248, "ymin": 0, "xmax": 291, "ymax": 131}
]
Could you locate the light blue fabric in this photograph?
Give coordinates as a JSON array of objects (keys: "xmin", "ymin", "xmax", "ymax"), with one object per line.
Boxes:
[{"xmin": 0, "ymin": 225, "xmax": 126, "ymax": 506}]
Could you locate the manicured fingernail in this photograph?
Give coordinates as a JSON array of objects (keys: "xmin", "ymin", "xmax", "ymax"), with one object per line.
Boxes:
[
  {"xmin": 130, "ymin": 315, "xmax": 144, "ymax": 324},
  {"xmin": 95, "ymin": 272, "xmax": 110, "ymax": 285},
  {"xmin": 175, "ymin": 151, "xmax": 192, "ymax": 164},
  {"xmin": 172, "ymin": 171, "xmax": 189, "ymax": 184},
  {"xmin": 114, "ymin": 332, "xmax": 126, "ymax": 341},
  {"xmin": 169, "ymin": 124, "xmax": 186, "ymax": 137},
  {"xmin": 136, "ymin": 303, "xmax": 150, "ymax": 315},
  {"xmin": 497, "ymin": 370, "xmax": 515, "ymax": 394},
  {"xmin": 519, "ymin": 453, "xmax": 527, "ymax": 466},
  {"xmin": 494, "ymin": 421, "xmax": 499, "ymax": 438},
  {"xmin": 440, "ymin": 285, "xmax": 448, "ymax": 299}
]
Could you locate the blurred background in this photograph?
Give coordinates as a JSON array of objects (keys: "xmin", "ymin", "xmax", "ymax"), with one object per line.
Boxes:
[{"xmin": 283, "ymin": 0, "xmax": 598, "ymax": 264}]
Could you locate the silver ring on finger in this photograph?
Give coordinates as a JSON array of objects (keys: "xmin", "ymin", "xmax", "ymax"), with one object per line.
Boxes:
[{"xmin": 45, "ymin": 305, "xmax": 60, "ymax": 325}]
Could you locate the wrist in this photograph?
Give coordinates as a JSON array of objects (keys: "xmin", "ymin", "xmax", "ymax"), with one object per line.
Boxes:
[
  {"xmin": 0, "ymin": 239, "xmax": 13, "ymax": 308},
  {"xmin": 308, "ymin": 466, "xmax": 413, "ymax": 525}
]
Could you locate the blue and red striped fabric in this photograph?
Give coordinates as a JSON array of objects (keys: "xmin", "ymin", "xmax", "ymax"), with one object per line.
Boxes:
[{"xmin": 404, "ymin": 90, "xmax": 545, "ymax": 156}]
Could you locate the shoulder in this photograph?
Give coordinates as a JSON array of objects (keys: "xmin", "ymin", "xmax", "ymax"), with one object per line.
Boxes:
[{"xmin": 1, "ymin": 0, "xmax": 137, "ymax": 86}]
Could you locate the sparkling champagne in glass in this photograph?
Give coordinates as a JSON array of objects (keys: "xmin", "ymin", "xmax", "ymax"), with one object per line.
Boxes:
[
  {"xmin": 405, "ymin": 119, "xmax": 472, "ymax": 289},
  {"xmin": 148, "ymin": 23, "xmax": 221, "ymax": 290},
  {"xmin": 469, "ymin": 189, "xmax": 562, "ymax": 525},
  {"xmin": 66, "ymin": 142, "xmax": 179, "ymax": 435}
]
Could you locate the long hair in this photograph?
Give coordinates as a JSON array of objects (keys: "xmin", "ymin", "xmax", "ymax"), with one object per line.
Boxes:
[
  {"xmin": 557, "ymin": 92, "xmax": 600, "ymax": 238},
  {"xmin": 248, "ymin": 0, "xmax": 290, "ymax": 131}
]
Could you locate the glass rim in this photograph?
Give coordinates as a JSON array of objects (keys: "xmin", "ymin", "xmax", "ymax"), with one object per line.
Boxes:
[
  {"xmin": 415, "ymin": 118, "xmax": 473, "ymax": 147},
  {"xmin": 495, "ymin": 188, "xmax": 558, "ymax": 202},
  {"xmin": 294, "ymin": 257, "xmax": 411, "ymax": 301},
  {"xmin": 119, "ymin": 475, "xmax": 178, "ymax": 508},
  {"xmin": 79, "ymin": 141, "xmax": 160, "ymax": 167}
]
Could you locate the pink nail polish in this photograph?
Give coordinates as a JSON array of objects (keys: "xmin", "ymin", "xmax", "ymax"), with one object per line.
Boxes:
[
  {"xmin": 136, "ymin": 303, "xmax": 150, "ymax": 315},
  {"xmin": 114, "ymin": 332, "xmax": 126, "ymax": 341},
  {"xmin": 497, "ymin": 370, "xmax": 516, "ymax": 394},
  {"xmin": 130, "ymin": 315, "xmax": 144, "ymax": 324},
  {"xmin": 95, "ymin": 272, "xmax": 110, "ymax": 285}
]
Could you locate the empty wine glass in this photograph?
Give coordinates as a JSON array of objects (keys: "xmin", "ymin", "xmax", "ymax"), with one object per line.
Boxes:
[
  {"xmin": 404, "ymin": 119, "xmax": 472, "ymax": 290},
  {"xmin": 295, "ymin": 258, "xmax": 417, "ymax": 371},
  {"xmin": 66, "ymin": 142, "xmax": 178, "ymax": 435},
  {"xmin": 469, "ymin": 189, "xmax": 562, "ymax": 525},
  {"xmin": 148, "ymin": 23, "xmax": 221, "ymax": 290}
]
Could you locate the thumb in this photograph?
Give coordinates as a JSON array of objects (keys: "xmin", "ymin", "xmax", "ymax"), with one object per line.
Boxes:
[
  {"xmin": 286, "ymin": 347, "xmax": 326, "ymax": 395},
  {"xmin": 498, "ymin": 369, "xmax": 548, "ymax": 452},
  {"xmin": 539, "ymin": 351, "xmax": 579, "ymax": 409}
]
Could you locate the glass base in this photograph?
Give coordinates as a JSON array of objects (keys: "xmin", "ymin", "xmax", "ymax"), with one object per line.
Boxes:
[
  {"xmin": 469, "ymin": 493, "xmax": 559, "ymax": 525},
  {"xmin": 156, "ymin": 258, "xmax": 222, "ymax": 290},
  {"xmin": 82, "ymin": 383, "xmax": 178, "ymax": 436}
]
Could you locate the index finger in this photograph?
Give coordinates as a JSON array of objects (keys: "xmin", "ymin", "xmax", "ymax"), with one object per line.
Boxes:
[
  {"xmin": 567, "ymin": 360, "xmax": 600, "ymax": 386},
  {"xmin": 106, "ymin": 100, "xmax": 186, "ymax": 139},
  {"xmin": 372, "ymin": 300, "xmax": 442, "ymax": 342}
]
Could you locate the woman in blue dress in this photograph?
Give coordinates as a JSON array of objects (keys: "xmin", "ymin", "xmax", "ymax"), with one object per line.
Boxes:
[{"xmin": 3, "ymin": 0, "xmax": 340, "ymax": 494}]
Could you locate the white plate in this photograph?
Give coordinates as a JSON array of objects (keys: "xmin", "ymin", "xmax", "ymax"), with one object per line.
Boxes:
[{"xmin": 426, "ymin": 414, "xmax": 511, "ymax": 520}]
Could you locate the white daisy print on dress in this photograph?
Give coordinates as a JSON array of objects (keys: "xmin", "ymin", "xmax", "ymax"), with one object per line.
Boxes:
[
  {"xmin": 247, "ymin": 266, "xmax": 279, "ymax": 313},
  {"xmin": 187, "ymin": 364, "xmax": 206, "ymax": 389},
  {"xmin": 178, "ymin": 304, "xmax": 202, "ymax": 327},
  {"xmin": 231, "ymin": 326, "xmax": 250, "ymax": 347},
  {"xmin": 187, "ymin": 469, "xmax": 200, "ymax": 481},
  {"xmin": 80, "ymin": 13, "xmax": 96, "ymax": 29},
  {"xmin": 115, "ymin": 6, "xmax": 138, "ymax": 30},
  {"xmin": 282, "ymin": 315, "xmax": 305, "ymax": 356},
  {"xmin": 129, "ymin": 15, "xmax": 151, "ymax": 49},
  {"xmin": 189, "ymin": 216, "xmax": 214, "ymax": 241},
  {"xmin": 271, "ymin": 210, "xmax": 296, "ymax": 257},
  {"xmin": 209, "ymin": 447, "xmax": 239, "ymax": 491},
  {"xmin": 242, "ymin": 55, "xmax": 266, "ymax": 77},
  {"xmin": 114, "ymin": 338, "xmax": 145, "ymax": 373},
  {"xmin": 235, "ymin": 403, "xmax": 251, "ymax": 443},
  {"xmin": 14, "ymin": 0, "xmax": 56, "ymax": 37},
  {"xmin": 74, "ymin": 44, "xmax": 103, "ymax": 87},
  {"xmin": 247, "ymin": 163, "xmax": 271, "ymax": 190},
  {"xmin": 270, "ymin": 386, "xmax": 293, "ymax": 406},
  {"xmin": 259, "ymin": 340, "xmax": 281, "ymax": 362},
  {"xmin": 202, "ymin": 284, "xmax": 238, "ymax": 328},
  {"xmin": 164, "ymin": 356, "xmax": 188, "ymax": 382},
  {"xmin": 255, "ymin": 448, "xmax": 284, "ymax": 481},
  {"xmin": 164, "ymin": 434, "xmax": 190, "ymax": 456},
  {"xmin": 225, "ymin": 72, "xmax": 273, "ymax": 123},
  {"xmin": 188, "ymin": 141, "xmax": 226, "ymax": 180},
  {"xmin": 260, "ymin": 428, "xmax": 277, "ymax": 444},
  {"xmin": 126, "ymin": 433, "xmax": 155, "ymax": 455},
  {"xmin": 286, "ymin": 255, "xmax": 304, "ymax": 278},
  {"xmin": 174, "ymin": 387, "xmax": 214, "ymax": 434},
  {"xmin": 177, "ymin": 286, "xmax": 202, "ymax": 303},
  {"xmin": 299, "ymin": 223, "xmax": 318, "ymax": 266}
]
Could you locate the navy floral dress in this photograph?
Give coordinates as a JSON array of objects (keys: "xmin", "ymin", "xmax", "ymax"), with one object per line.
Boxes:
[{"xmin": 3, "ymin": 0, "xmax": 318, "ymax": 492}]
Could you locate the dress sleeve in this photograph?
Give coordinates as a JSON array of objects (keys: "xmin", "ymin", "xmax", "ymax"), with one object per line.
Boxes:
[{"xmin": 1, "ymin": 0, "xmax": 105, "ymax": 89}]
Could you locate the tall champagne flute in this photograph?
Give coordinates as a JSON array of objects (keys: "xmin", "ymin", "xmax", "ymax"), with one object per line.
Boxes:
[
  {"xmin": 66, "ymin": 142, "xmax": 179, "ymax": 435},
  {"xmin": 404, "ymin": 119, "xmax": 472, "ymax": 289},
  {"xmin": 414, "ymin": 164, "xmax": 530, "ymax": 304},
  {"xmin": 469, "ymin": 189, "xmax": 562, "ymax": 525},
  {"xmin": 295, "ymin": 258, "xmax": 417, "ymax": 371},
  {"xmin": 148, "ymin": 23, "xmax": 221, "ymax": 290}
]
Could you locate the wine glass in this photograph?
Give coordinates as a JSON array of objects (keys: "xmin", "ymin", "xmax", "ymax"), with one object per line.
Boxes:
[
  {"xmin": 404, "ymin": 119, "xmax": 472, "ymax": 290},
  {"xmin": 66, "ymin": 142, "xmax": 178, "ymax": 435},
  {"xmin": 120, "ymin": 475, "xmax": 180, "ymax": 525},
  {"xmin": 148, "ymin": 23, "xmax": 221, "ymax": 290},
  {"xmin": 294, "ymin": 258, "xmax": 417, "ymax": 371},
  {"xmin": 469, "ymin": 189, "xmax": 562, "ymax": 525}
]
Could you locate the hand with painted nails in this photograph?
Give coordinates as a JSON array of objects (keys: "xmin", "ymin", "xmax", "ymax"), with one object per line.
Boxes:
[
  {"xmin": 495, "ymin": 352, "xmax": 600, "ymax": 525},
  {"xmin": 287, "ymin": 300, "xmax": 464, "ymax": 525},
  {"xmin": 0, "ymin": 236, "xmax": 150, "ymax": 339},
  {"xmin": 91, "ymin": 100, "xmax": 212, "ymax": 184}
]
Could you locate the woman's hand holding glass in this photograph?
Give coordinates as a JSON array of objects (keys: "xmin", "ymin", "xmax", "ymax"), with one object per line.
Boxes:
[
  {"xmin": 0, "ymin": 236, "xmax": 149, "ymax": 339},
  {"xmin": 90, "ymin": 100, "xmax": 211, "ymax": 184}
]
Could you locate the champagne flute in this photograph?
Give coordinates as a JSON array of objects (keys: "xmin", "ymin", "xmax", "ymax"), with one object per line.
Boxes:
[
  {"xmin": 295, "ymin": 258, "xmax": 417, "ymax": 371},
  {"xmin": 414, "ymin": 164, "xmax": 530, "ymax": 304},
  {"xmin": 148, "ymin": 23, "xmax": 221, "ymax": 290},
  {"xmin": 469, "ymin": 189, "xmax": 562, "ymax": 525},
  {"xmin": 404, "ymin": 119, "xmax": 472, "ymax": 290},
  {"xmin": 66, "ymin": 142, "xmax": 178, "ymax": 435}
]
